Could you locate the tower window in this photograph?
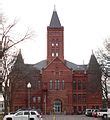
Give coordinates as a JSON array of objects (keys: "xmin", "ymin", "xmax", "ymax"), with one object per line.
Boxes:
[
  {"xmin": 52, "ymin": 53, "xmax": 55, "ymax": 57},
  {"xmin": 56, "ymin": 43, "xmax": 58, "ymax": 46},
  {"xmin": 52, "ymin": 43, "xmax": 54, "ymax": 46},
  {"xmin": 56, "ymin": 53, "xmax": 58, "ymax": 56}
]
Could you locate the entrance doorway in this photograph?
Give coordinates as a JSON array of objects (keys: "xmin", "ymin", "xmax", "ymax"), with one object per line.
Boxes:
[{"xmin": 53, "ymin": 99, "xmax": 62, "ymax": 113}]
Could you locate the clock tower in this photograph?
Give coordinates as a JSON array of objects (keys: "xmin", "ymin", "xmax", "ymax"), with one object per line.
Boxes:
[{"xmin": 47, "ymin": 9, "xmax": 64, "ymax": 64}]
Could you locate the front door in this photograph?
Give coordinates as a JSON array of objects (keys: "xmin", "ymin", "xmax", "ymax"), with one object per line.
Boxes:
[{"xmin": 53, "ymin": 99, "xmax": 62, "ymax": 113}]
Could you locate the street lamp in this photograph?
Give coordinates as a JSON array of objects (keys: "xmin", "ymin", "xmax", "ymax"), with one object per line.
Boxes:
[{"xmin": 27, "ymin": 82, "xmax": 31, "ymax": 108}]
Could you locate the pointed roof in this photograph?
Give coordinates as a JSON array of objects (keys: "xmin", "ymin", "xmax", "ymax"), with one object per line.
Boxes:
[
  {"xmin": 88, "ymin": 53, "xmax": 100, "ymax": 72},
  {"xmin": 42, "ymin": 57, "xmax": 72, "ymax": 71},
  {"xmin": 16, "ymin": 49, "xmax": 24, "ymax": 64},
  {"xmin": 49, "ymin": 9, "xmax": 61, "ymax": 28},
  {"xmin": 12, "ymin": 50, "xmax": 24, "ymax": 71}
]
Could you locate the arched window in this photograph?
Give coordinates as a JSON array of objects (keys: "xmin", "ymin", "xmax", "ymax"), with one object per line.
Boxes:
[
  {"xmin": 53, "ymin": 99, "xmax": 62, "ymax": 113},
  {"xmin": 56, "ymin": 43, "xmax": 58, "ymax": 46},
  {"xmin": 49, "ymin": 80, "xmax": 53, "ymax": 90},
  {"xmin": 52, "ymin": 43, "xmax": 54, "ymax": 46},
  {"xmin": 73, "ymin": 80, "xmax": 76, "ymax": 90},
  {"xmin": 52, "ymin": 53, "xmax": 55, "ymax": 57},
  {"xmin": 56, "ymin": 52, "xmax": 58, "ymax": 56},
  {"xmin": 55, "ymin": 80, "xmax": 60, "ymax": 90},
  {"xmin": 78, "ymin": 80, "xmax": 81, "ymax": 90},
  {"xmin": 62, "ymin": 80, "xmax": 65, "ymax": 90}
]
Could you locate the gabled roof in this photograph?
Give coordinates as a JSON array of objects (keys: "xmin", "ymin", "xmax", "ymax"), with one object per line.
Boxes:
[
  {"xmin": 65, "ymin": 60, "xmax": 87, "ymax": 71},
  {"xmin": 49, "ymin": 10, "xmax": 61, "ymax": 28},
  {"xmin": 43, "ymin": 57, "xmax": 72, "ymax": 71},
  {"xmin": 33, "ymin": 60, "xmax": 47, "ymax": 70},
  {"xmin": 33, "ymin": 59, "xmax": 87, "ymax": 71}
]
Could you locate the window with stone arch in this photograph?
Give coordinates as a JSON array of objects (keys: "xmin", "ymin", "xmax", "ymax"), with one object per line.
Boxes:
[
  {"xmin": 53, "ymin": 99, "xmax": 62, "ymax": 113},
  {"xmin": 55, "ymin": 80, "xmax": 60, "ymax": 90},
  {"xmin": 62, "ymin": 80, "xmax": 65, "ymax": 90},
  {"xmin": 49, "ymin": 80, "xmax": 53, "ymax": 90}
]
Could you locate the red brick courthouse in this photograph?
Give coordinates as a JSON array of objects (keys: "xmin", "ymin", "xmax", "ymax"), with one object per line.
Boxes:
[{"xmin": 9, "ymin": 9, "xmax": 102, "ymax": 114}]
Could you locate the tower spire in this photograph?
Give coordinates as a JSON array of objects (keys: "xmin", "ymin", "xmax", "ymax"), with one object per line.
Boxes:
[
  {"xmin": 54, "ymin": 4, "xmax": 56, "ymax": 11},
  {"xmin": 47, "ymin": 9, "xmax": 64, "ymax": 63},
  {"xmin": 49, "ymin": 7, "xmax": 61, "ymax": 28}
]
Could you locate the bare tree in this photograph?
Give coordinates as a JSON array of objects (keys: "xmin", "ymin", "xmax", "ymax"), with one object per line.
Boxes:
[
  {"xmin": 0, "ymin": 14, "xmax": 33, "ymax": 114},
  {"xmin": 96, "ymin": 38, "xmax": 110, "ymax": 108}
]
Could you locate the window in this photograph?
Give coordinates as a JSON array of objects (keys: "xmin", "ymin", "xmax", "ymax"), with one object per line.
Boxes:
[
  {"xmin": 31, "ymin": 112, "xmax": 36, "ymax": 115},
  {"xmin": 37, "ymin": 96, "xmax": 41, "ymax": 103},
  {"xmin": 55, "ymin": 80, "xmax": 60, "ymax": 90},
  {"xmin": 56, "ymin": 43, "xmax": 58, "ymax": 46},
  {"xmin": 73, "ymin": 80, "xmax": 76, "ymax": 90},
  {"xmin": 73, "ymin": 94, "xmax": 77, "ymax": 103},
  {"xmin": 52, "ymin": 43, "xmax": 54, "ymax": 46},
  {"xmin": 32, "ymin": 96, "xmax": 36, "ymax": 103},
  {"xmin": 53, "ymin": 99, "xmax": 62, "ymax": 113},
  {"xmin": 56, "ymin": 52, "xmax": 58, "ymax": 56},
  {"xmin": 16, "ymin": 111, "xmax": 23, "ymax": 116},
  {"xmin": 62, "ymin": 80, "xmax": 65, "ymax": 90},
  {"xmin": 49, "ymin": 80, "xmax": 53, "ymax": 90},
  {"xmin": 24, "ymin": 112, "xmax": 30, "ymax": 115},
  {"xmin": 78, "ymin": 80, "xmax": 82, "ymax": 90},
  {"xmin": 78, "ymin": 94, "xmax": 81, "ymax": 103},
  {"xmin": 52, "ymin": 53, "xmax": 54, "ymax": 57},
  {"xmin": 38, "ymin": 81, "xmax": 41, "ymax": 89}
]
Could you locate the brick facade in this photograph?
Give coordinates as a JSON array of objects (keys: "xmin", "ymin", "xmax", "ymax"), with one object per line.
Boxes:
[{"xmin": 9, "ymin": 10, "xmax": 102, "ymax": 114}]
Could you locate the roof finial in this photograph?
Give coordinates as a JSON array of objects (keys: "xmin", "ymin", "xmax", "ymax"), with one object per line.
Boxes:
[
  {"xmin": 54, "ymin": 4, "xmax": 56, "ymax": 11},
  {"xmin": 92, "ymin": 49, "xmax": 94, "ymax": 55},
  {"xmin": 83, "ymin": 60, "xmax": 85, "ymax": 65}
]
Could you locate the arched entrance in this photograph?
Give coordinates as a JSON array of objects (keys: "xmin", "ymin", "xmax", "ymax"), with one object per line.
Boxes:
[{"xmin": 53, "ymin": 99, "xmax": 62, "ymax": 113}]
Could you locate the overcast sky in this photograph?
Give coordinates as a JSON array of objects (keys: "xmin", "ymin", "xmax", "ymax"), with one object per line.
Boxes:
[{"xmin": 1, "ymin": 0, "xmax": 110, "ymax": 64}]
